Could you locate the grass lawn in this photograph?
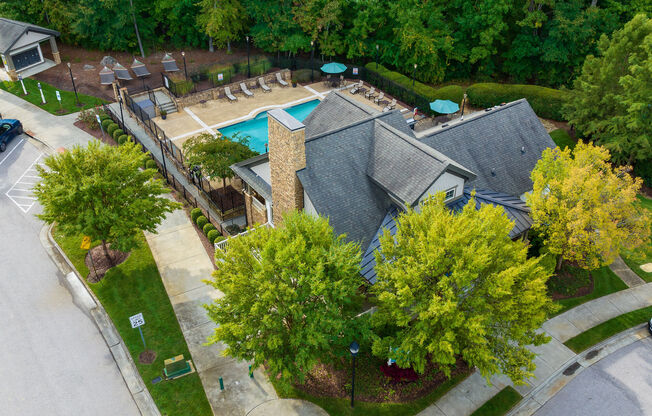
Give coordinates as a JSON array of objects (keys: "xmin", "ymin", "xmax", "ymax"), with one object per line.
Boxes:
[
  {"xmin": 621, "ymin": 195, "xmax": 652, "ymax": 282},
  {"xmin": 53, "ymin": 228, "xmax": 212, "ymax": 416},
  {"xmin": 564, "ymin": 305, "xmax": 652, "ymax": 353},
  {"xmin": 470, "ymin": 386, "xmax": 522, "ymax": 416},
  {"xmin": 271, "ymin": 371, "xmax": 471, "ymax": 416},
  {"xmin": 549, "ymin": 129, "xmax": 575, "ymax": 150},
  {"xmin": 0, "ymin": 78, "xmax": 106, "ymax": 115},
  {"xmin": 553, "ymin": 266, "xmax": 628, "ymax": 316}
]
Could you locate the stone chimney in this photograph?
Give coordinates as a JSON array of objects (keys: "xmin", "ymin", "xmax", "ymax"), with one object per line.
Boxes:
[{"xmin": 268, "ymin": 109, "xmax": 306, "ymax": 225}]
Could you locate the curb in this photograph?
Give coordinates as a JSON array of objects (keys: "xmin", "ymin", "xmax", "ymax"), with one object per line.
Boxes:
[
  {"xmin": 507, "ymin": 323, "xmax": 650, "ymax": 416},
  {"xmin": 41, "ymin": 224, "xmax": 161, "ymax": 416}
]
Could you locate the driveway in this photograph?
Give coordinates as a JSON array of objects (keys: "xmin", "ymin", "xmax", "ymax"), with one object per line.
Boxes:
[
  {"xmin": 534, "ymin": 338, "xmax": 652, "ymax": 416},
  {"xmin": 0, "ymin": 135, "xmax": 139, "ymax": 415}
]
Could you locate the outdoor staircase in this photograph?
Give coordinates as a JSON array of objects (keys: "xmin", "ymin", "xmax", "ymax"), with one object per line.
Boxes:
[{"xmin": 159, "ymin": 100, "xmax": 177, "ymax": 115}]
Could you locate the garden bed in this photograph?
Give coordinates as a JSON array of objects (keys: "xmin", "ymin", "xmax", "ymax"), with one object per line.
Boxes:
[{"xmin": 553, "ymin": 266, "xmax": 627, "ymax": 316}]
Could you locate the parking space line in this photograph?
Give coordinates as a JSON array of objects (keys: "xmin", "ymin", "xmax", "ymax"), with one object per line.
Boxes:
[
  {"xmin": 0, "ymin": 138, "xmax": 25, "ymax": 167},
  {"xmin": 5, "ymin": 152, "xmax": 43, "ymax": 213}
]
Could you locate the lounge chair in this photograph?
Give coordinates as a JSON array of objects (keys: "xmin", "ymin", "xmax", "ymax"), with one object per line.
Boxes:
[
  {"xmin": 276, "ymin": 72, "xmax": 289, "ymax": 87},
  {"xmin": 240, "ymin": 82, "xmax": 254, "ymax": 98},
  {"xmin": 374, "ymin": 92, "xmax": 385, "ymax": 104},
  {"xmin": 365, "ymin": 86, "xmax": 376, "ymax": 99},
  {"xmin": 339, "ymin": 75, "xmax": 347, "ymax": 88},
  {"xmin": 259, "ymin": 77, "xmax": 271, "ymax": 92},
  {"xmin": 349, "ymin": 81, "xmax": 363, "ymax": 94},
  {"xmin": 383, "ymin": 98, "xmax": 397, "ymax": 112},
  {"xmin": 224, "ymin": 86, "xmax": 237, "ymax": 102},
  {"xmin": 324, "ymin": 75, "xmax": 331, "ymax": 87}
]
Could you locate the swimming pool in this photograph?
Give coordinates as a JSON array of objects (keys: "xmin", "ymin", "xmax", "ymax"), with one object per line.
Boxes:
[{"xmin": 218, "ymin": 99, "xmax": 320, "ymax": 154}]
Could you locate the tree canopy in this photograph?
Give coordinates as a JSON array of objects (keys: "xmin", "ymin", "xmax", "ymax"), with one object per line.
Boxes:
[
  {"xmin": 526, "ymin": 141, "xmax": 651, "ymax": 271},
  {"xmin": 205, "ymin": 211, "xmax": 370, "ymax": 383},
  {"xmin": 371, "ymin": 193, "xmax": 556, "ymax": 384},
  {"xmin": 34, "ymin": 140, "xmax": 179, "ymax": 259},
  {"xmin": 563, "ymin": 14, "xmax": 652, "ymax": 166}
]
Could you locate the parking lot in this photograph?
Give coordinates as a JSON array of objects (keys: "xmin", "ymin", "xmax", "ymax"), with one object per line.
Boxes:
[{"xmin": 0, "ymin": 134, "xmax": 44, "ymax": 215}]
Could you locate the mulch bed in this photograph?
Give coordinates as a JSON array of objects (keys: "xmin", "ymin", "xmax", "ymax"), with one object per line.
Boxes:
[
  {"xmin": 139, "ymin": 350, "xmax": 157, "ymax": 364},
  {"xmin": 549, "ymin": 268, "xmax": 594, "ymax": 300},
  {"xmin": 293, "ymin": 354, "xmax": 471, "ymax": 403},
  {"xmin": 73, "ymin": 120, "xmax": 118, "ymax": 146},
  {"xmin": 84, "ymin": 244, "xmax": 130, "ymax": 283}
]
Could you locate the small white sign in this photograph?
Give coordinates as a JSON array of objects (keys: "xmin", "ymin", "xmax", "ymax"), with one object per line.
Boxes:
[
  {"xmin": 352, "ymin": 67, "xmax": 358, "ymax": 75},
  {"xmin": 129, "ymin": 313, "xmax": 145, "ymax": 328},
  {"xmin": 95, "ymin": 114, "xmax": 101, "ymax": 124},
  {"xmin": 37, "ymin": 82, "xmax": 42, "ymax": 90},
  {"xmin": 55, "ymin": 91, "xmax": 61, "ymax": 101},
  {"xmin": 218, "ymin": 73, "xmax": 223, "ymax": 81},
  {"xmin": 164, "ymin": 76, "xmax": 169, "ymax": 88}
]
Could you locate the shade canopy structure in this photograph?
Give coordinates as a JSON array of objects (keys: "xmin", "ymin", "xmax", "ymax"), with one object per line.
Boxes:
[
  {"xmin": 99, "ymin": 66, "xmax": 115, "ymax": 85},
  {"xmin": 320, "ymin": 62, "xmax": 347, "ymax": 74},
  {"xmin": 161, "ymin": 53, "xmax": 179, "ymax": 72},
  {"xmin": 131, "ymin": 58, "xmax": 151, "ymax": 77},
  {"xmin": 429, "ymin": 99, "xmax": 460, "ymax": 114},
  {"xmin": 113, "ymin": 62, "xmax": 132, "ymax": 80}
]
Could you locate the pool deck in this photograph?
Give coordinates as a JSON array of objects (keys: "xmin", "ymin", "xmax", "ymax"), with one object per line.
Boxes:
[{"xmin": 156, "ymin": 80, "xmax": 406, "ymax": 148}]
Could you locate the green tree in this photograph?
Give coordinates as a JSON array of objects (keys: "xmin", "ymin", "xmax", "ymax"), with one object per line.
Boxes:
[
  {"xmin": 205, "ymin": 211, "xmax": 370, "ymax": 383},
  {"xmin": 563, "ymin": 14, "xmax": 652, "ymax": 165},
  {"xmin": 526, "ymin": 141, "xmax": 651, "ymax": 271},
  {"xmin": 372, "ymin": 193, "xmax": 556, "ymax": 383},
  {"xmin": 34, "ymin": 140, "xmax": 179, "ymax": 262},
  {"xmin": 182, "ymin": 132, "xmax": 256, "ymax": 189},
  {"xmin": 196, "ymin": 0, "xmax": 247, "ymax": 53}
]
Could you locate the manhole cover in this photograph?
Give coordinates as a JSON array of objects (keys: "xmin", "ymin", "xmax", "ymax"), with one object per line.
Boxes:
[
  {"xmin": 586, "ymin": 348, "xmax": 601, "ymax": 360},
  {"xmin": 563, "ymin": 362, "xmax": 581, "ymax": 376}
]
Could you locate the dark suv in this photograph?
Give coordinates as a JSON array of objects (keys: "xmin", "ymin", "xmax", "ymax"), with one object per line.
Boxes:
[{"xmin": 0, "ymin": 119, "xmax": 23, "ymax": 152}]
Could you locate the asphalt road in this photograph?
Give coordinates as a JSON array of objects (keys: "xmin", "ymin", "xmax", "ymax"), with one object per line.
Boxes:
[
  {"xmin": 535, "ymin": 337, "xmax": 652, "ymax": 416},
  {"xmin": 0, "ymin": 135, "xmax": 139, "ymax": 415}
]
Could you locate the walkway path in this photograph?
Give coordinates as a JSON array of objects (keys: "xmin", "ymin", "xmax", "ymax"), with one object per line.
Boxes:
[
  {"xmin": 144, "ymin": 202, "xmax": 326, "ymax": 416},
  {"xmin": 418, "ymin": 282, "xmax": 652, "ymax": 416},
  {"xmin": 609, "ymin": 256, "xmax": 646, "ymax": 287}
]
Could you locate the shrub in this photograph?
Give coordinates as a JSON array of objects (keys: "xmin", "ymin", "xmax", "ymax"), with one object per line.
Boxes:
[
  {"xmin": 214, "ymin": 235, "xmax": 226, "ymax": 244},
  {"xmin": 101, "ymin": 118, "xmax": 113, "ymax": 130},
  {"xmin": 117, "ymin": 134, "xmax": 128, "ymax": 145},
  {"xmin": 196, "ymin": 215, "xmax": 208, "ymax": 229},
  {"xmin": 634, "ymin": 159, "xmax": 652, "ymax": 187},
  {"xmin": 106, "ymin": 123, "xmax": 119, "ymax": 136},
  {"xmin": 203, "ymin": 223, "xmax": 216, "ymax": 235},
  {"xmin": 76, "ymin": 108, "xmax": 102, "ymax": 129},
  {"xmin": 112, "ymin": 128, "xmax": 124, "ymax": 140},
  {"xmin": 249, "ymin": 56, "xmax": 272, "ymax": 76},
  {"xmin": 226, "ymin": 224, "xmax": 241, "ymax": 235},
  {"xmin": 191, "ymin": 208, "xmax": 203, "ymax": 223},
  {"xmin": 466, "ymin": 83, "xmax": 569, "ymax": 121},
  {"xmin": 171, "ymin": 79, "xmax": 194, "ymax": 96},
  {"xmin": 292, "ymin": 69, "xmax": 312, "ymax": 84},
  {"xmin": 99, "ymin": 113, "xmax": 111, "ymax": 121},
  {"xmin": 145, "ymin": 159, "xmax": 158, "ymax": 169},
  {"xmin": 206, "ymin": 229, "xmax": 221, "ymax": 244},
  {"xmin": 208, "ymin": 65, "xmax": 234, "ymax": 85}
]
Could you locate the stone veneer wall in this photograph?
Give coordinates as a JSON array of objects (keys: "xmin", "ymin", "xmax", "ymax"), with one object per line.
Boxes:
[
  {"xmin": 268, "ymin": 114, "xmax": 305, "ymax": 225},
  {"xmin": 244, "ymin": 192, "xmax": 268, "ymax": 226},
  {"xmin": 174, "ymin": 69, "xmax": 291, "ymax": 108}
]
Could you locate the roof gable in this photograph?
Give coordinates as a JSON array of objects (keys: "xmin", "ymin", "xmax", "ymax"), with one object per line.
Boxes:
[
  {"xmin": 303, "ymin": 92, "xmax": 378, "ymax": 139},
  {"xmin": 0, "ymin": 18, "xmax": 59, "ymax": 54}
]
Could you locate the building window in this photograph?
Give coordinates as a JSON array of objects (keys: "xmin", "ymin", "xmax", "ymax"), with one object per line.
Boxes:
[{"xmin": 444, "ymin": 187, "xmax": 456, "ymax": 200}]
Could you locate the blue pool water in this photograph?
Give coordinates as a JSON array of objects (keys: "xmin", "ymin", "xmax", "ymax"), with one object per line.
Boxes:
[{"xmin": 218, "ymin": 99, "xmax": 320, "ymax": 154}]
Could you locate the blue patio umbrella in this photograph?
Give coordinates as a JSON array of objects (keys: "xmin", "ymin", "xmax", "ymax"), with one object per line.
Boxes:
[
  {"xmin": 320, "ymin": 62, "xmax": 347, "ymax": 74},
  {"xmin": 429, "ymin": 99, "xmax": 460, "ymax": 114}
]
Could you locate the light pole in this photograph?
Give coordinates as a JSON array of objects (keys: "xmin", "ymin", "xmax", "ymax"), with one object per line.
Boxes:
[
  {"xmin": 412, "ymin": 63, "xmax": 417, "ymax": 87},
  {"xmin": 67, "ymin": 63, "xmax": 81, "ymax": 106},
  {"xmin": 310, "ymin": 40, "xmax": 315, "ymax": 82},
  {"xmin": 246, "ymin": 35, "xmax": 251, "ymax": 78},
  {"xmin": 349, "ymin": 341, "xmax": 359, "ymax": 408},
  {"xmin": 181, "ymin": 51, "xmax": 188, "ymax": 81},
  {"xmin": 375, "ymin": 44, "xmax": 379, "ymax": 70}
]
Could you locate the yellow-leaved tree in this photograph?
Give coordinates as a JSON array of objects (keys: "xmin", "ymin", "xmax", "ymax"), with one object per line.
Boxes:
[{"xmin": 527, "ymin": 141, "xmax": 650, "ymax": 271}]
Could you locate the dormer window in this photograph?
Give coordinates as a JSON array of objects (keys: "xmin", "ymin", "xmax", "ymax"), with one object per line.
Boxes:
[{"xmin": 444, "ymin": 187, "xmax": 456, "ymax": 201}]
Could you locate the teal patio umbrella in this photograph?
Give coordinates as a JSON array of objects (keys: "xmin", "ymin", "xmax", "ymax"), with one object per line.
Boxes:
[
  {"xmin": 320, "ymin": 62, "xmax": 347, "ymax": 74},
  {"xmin": 429, "ymin": 99, "xmax": 460, "ymax": 114}
]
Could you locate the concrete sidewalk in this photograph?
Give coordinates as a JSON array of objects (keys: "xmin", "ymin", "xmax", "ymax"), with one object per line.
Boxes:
[
  {"xmin": 144, "ymin": 203, "xmax": 326, "ymax": 416},
  {"xmin": 418, "ymin": 282, "xmax": 652, "ymax": 416}
]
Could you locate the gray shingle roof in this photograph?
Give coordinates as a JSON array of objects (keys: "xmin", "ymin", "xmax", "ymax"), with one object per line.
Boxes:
[
  {"xmin": 231, "ymin": 153, "xmax": 272, "ymax": 201},
  {"xmin": 302, "ymin": 92, "xmax": 377, "ymax": 139},
  {"xmin": 0, "ymin": 18, "xmax": 59, "ymax": 54},
  {"xmin": 419, "ymin": 99, "xmax": 555, "ymax": 196},
  {"xmin": 359, "ymin": 188, "xmax": 532, "ymax": 284}
]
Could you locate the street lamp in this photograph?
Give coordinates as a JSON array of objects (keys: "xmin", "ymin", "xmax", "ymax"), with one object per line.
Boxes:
[
  {"xmin": 118, "ymin": 94, "xmax": 125, "ymax": 127},
  {"xmin": 349, "ymin": 341, "xmax": 359, "ymax": 408},
  {"xmin": 310, "ymin": 40, "xmax": 315, "ymax": 82},
  {"xmin": 246, "ymin": 35, "xmax": 251, "ymax": 78},
  {"xmin": 181, "ymin": 51, "xmax": 188, "ymax": 81},
  {"xmin": 412, "ymin": 63, "xmax": 417, "ymax": 87},
  {"xmin": 67, "ymin": 62, "xmax": 81, "ymax": 107},
  {"xmin": 375, "ymin": 44, "xmax": 379, "ymax": 70}
]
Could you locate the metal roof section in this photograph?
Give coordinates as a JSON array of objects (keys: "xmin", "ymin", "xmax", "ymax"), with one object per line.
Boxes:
[
  {"xmin": 161, "ymin": 53, "xmax": 179, "ymax": 72},
  {"xmin": 113, "ymin": 62, "xmax": 132, "ymax": 80},
  {"xmin": 131, "ymin": 58, "xmax": 151, "ymax": 77},
  {"xmin": 99, "ymin": 66, "xmax": 115, "ymax": 85}
]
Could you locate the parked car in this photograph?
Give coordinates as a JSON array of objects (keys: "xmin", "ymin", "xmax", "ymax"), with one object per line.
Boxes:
[
  {"xmin": 648, "ymin": 318, "xmax": 652, "ymax": 336},
  {"xmin": 0, "ymin": 119, "xmax": 23, "ymax": 152}
]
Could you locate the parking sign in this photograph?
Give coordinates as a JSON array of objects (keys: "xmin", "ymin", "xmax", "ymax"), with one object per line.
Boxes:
[{"xmin": 129, "ymin": 313, "xmax": 145, "ymax": 328}]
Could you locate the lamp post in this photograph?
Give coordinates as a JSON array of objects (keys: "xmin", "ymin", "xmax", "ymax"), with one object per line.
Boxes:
[
  {"xmin": 181, "ymin": 51, "xmax": 188, "ymax": 81},
  {"xmin": 349, "ymin": 341, "xmax": 359, "ymax": 408},
  {"xmin": 118, "ymin": 94, "xmax": 125, "ymax": 126},
  {"xmin": 67, "ymin": 63, "xmax": 81, "ymax": 107},
  {"xmin": 412, "ymin": 63, "xmax": 417, "ymax": 87},
  {"xmin": 375, "ymin": 44, "xmax": 379, "ymax": 70},
  {"xmin": 310, "ymin": 40, "xmax": 315, "ymax": 82},
  {"xmin": 246, "ymin": 35, "xmax": 251, "ymax": 78},
  {"xmin": 460, "ymin": 93, "xmax": 467, "ymax": 120}
]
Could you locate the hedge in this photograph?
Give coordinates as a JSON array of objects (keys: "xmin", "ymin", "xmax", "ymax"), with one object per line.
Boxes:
[
  {"xmin": 99, "ymin": 114, "xmax": 111, "ymax": 122},
  {"xmin": 190, "ymin": 208, "xmax": 203, "ymax": 223},
  {"xmin": 117, "ymin": 134, "xmax": 128, "ymax": 145},
  {"xmin": 292, "ymin": 69, "xmax": 312, "ymax": 84},
  {"xmin": 145, "ymin": 159, "xmax": 158, "ymax": 169},
  {"xmin": 112, "ymin": 128, "xmax": 124, "ymax": 140},
  {"xmin": 196, "ymin": 216, "xmax": 208, "ymax": 229},
  {"xmin": 206, "ymin": 229, "xmax": 221, "ymax": 244},
  {"xmin": 466, "ymin": 83, "xmax": 568, "ymax": 121},
  {"xmin": 363, "ymin": 63, "xmax": 464, "ymax": 106},
  {"xmin": 203, "ymin": 223, "xmax": 216, "ymax": 235},
  {"xmin": 106, "ymin": 123, "xmax": 119, "ymax": 136},
  {"xmin": 101, "ymin": 118, "xmax": 113, "ymax": 130}
]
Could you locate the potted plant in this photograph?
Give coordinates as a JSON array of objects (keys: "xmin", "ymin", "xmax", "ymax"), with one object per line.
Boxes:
[
  {"xmin": 291, "ymin": 77, "xmax": 298, "ymax": 88},
  {"xmin": 160, "ymin": 109, "xmax": 167, "ymax": 120}
]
